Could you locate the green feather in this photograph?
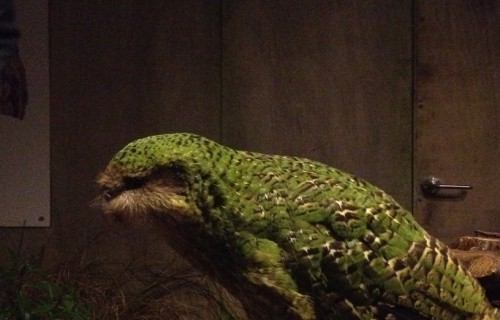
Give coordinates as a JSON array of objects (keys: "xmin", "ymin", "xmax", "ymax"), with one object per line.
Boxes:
[{"xmin": 98, "ymin": 133, "xmax": 499, "ymax": 320}]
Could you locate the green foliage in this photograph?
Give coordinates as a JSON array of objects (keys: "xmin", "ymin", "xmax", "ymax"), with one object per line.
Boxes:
[
  {"xmin": 0, "ymin": 248, "xmax": 91, "ymax": 320},
  {"xmin": 0, "ymin": 231, "xmax": 245, "ymax": 320}
]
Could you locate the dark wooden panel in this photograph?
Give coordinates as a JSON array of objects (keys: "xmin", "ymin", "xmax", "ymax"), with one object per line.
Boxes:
[
  {"xmin": 222, "ymin": 0, "xmax": 413, "ymax": 208},
  {"xmin": 414, "ymin": 1, "xmax": 500, "ymax": 243},
  {"xmin": 49, "ymin": 0, "xmax": 221, "ymax": 251}
]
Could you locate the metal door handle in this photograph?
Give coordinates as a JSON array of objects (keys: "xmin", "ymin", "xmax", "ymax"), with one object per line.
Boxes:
[{"xmin": 421, "ymin": 176, "xmax": 472, "ymax": 197}]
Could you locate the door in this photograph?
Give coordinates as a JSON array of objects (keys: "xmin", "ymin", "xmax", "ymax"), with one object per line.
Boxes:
[{"xmin": 414, "ymin": 1, "xmax": 500, "ymax": 244}]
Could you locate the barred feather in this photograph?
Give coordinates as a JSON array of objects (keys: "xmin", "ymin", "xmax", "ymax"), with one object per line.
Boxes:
[{"xmin": 97, "ymin": 133, "xmax": 499, "ymax": 320}]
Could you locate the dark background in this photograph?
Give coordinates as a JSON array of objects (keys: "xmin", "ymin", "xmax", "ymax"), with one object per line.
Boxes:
[{"xmin": 0, "ymin": 0, "xmax": 498, "ymax": 280}]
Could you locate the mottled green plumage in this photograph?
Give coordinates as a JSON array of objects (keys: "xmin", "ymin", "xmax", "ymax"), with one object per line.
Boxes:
[{"xmin": 97, "ymin": 133, "xmax": 499, "ymax": 320}]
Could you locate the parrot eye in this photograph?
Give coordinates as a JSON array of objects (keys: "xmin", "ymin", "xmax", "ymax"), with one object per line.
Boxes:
[{"xmin": 99, "ymin": 176, "xmax": 145, "ymax": 202}]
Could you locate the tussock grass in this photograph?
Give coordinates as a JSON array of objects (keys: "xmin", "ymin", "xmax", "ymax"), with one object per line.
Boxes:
[{"xmin": 0, "ymin": 228, "xmax": 245, "ymax": 320}]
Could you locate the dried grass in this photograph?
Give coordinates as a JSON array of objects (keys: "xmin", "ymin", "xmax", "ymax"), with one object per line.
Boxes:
[
  {"xmin": 1, "ymin": 227, "xmax": 246, "ymax": 320},
  {"xmin": 57, "ymin": 247, "xmax": 244, "ymax": 319}
]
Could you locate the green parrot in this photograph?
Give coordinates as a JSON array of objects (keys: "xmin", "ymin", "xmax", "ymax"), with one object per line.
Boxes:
[{"xmin": 96, "ymin": 133, "xmax": 498, "ymax": 320}]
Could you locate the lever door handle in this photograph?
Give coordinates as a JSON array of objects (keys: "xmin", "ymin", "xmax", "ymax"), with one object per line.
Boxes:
[{"xmin": 421, "ymin": 176, "xmax": 472, "ymax": 198}]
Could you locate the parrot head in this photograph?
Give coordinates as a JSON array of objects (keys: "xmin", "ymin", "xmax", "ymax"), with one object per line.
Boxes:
[{"xmin": 95, "ymin": 134, "xmax": 203, "ymax": 226}]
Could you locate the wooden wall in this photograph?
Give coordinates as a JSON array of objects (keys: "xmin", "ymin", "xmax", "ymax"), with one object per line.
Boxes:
[
  {"xmin": 0, "ymin": 0, "xmax": 496, "ymax": 300},
  {"xmin": 222, "ymin": 0, "xmax": 412, "ymax": 208},
  {"xmin": 1, "ymin": 0, "xmax": 414, "ymax": 262},
  {"xmin": 414, "ymin": 1, "xmax": 499, "ymax": 243},
  {"xmin": 48, "ymin": 1, "xmax": 222, "ymax": 254}
]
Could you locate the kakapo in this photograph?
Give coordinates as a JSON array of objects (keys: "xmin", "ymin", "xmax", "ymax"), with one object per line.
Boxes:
[{"xmin": 96, "ymin": 133, "xmax": 499, "ymax": 320}]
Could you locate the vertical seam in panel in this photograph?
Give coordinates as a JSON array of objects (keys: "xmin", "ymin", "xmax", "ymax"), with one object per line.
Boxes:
[
  {"xmin": 411, "ymin": 0, "xmax": 419, "ymax": 214},
  {"xmin": 218, "ymin": 0, "xmax": 224, "ymax": 142}
]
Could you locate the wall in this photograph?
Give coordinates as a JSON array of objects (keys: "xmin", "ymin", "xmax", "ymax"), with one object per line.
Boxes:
[
  {"xmin": 48, "ymin": 1, "xmax": 222, "ymax": 256},
  {"xmin": 414, "ymin": 0, "xmax": 500, "ymax": 243},
  {"xmin": 0, "ymin": 0, "xmax": 412, "ymax": 265},
  {"xmin": 0, "ymin": 0, "xmax": 50, "ymax": 227},
  {"xmin": 222, "ymin": 0, "xmax": 412, "ymax": 207}
]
